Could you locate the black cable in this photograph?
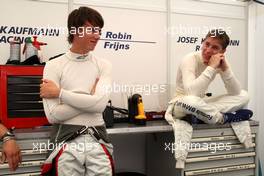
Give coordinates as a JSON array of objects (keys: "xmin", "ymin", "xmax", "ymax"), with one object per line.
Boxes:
[
  {"xmin": 106, "ymin": 100, "xmax": 128, "ymax": 114},
  {"xmin": 111, "ymin": 106, "xmax": 128, "ymax": 114},
  {"xmin": 254, "ymin": 0, "xmax": 264, "ymax": 5}
]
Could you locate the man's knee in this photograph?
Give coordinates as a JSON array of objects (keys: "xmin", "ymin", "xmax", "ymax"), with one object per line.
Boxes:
[{"xmin": 239, "ymin": 90, "xmax": 250, "ymax": 105}]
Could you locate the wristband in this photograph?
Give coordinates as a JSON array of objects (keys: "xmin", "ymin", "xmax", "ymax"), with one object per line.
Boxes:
[{"xmin": 1, "ymin": 131, "xmax": 15, "ymax": 141}]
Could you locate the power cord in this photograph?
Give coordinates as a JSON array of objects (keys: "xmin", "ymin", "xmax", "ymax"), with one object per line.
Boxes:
[{"xmin": 254, "ymin": 0, "xmax": 264, "ymax": 5}]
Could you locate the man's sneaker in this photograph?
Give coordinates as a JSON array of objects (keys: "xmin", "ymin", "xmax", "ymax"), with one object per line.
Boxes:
[
  {"xmin": 235, "ymin": 109, "xmax": 253, "ymax": 118},
  {"xmin": 223, "ymin": 109, "xmax": 253, "ymax": 123}
]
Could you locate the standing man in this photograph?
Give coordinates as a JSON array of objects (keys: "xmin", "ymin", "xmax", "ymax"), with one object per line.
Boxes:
[
  {"xmin": 40, "ymin": 6, "xmax": 114, "ymax": 175},
  {"xmin": 0, "ymin": 123, "xmax": 21, "ymax": 171},
  {"xmin": 165, "ymin": 29, "xmax": 253, "ymax": 168}
]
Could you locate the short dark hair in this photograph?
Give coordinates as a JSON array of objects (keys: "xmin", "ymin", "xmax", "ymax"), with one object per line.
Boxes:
[
  {"xmin": 205, "ymin": 29, "xmax": 230, "ymax": 49},
  {"xmin": 67, "ymin": 6, "xmax": 104, "ymax": 43}
]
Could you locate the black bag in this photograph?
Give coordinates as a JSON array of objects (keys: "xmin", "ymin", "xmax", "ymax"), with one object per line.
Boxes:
[{"xmin": 103, "ymin": 100, "xmax": 114, "ymax": 128}]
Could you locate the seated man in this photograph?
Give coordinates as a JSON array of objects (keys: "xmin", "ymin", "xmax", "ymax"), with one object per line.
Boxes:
[
  {"xmin": 0, "ymin": 123, "xmax": 21, "ymax": 171},
  {"xmin": 165, "ymin": 29, "xmax": 253, "ymax": 168},
  {"xmin": 167, "ymin": 29, "xmax": 252, "ymax": 124}
]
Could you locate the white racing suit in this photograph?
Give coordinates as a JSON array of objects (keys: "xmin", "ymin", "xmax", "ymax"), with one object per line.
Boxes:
[
  {"xmin": 41, "ymin": 124, "xmax": 114, "ymax": 176},
  {"xmin": 165, "ymin": 51, "xmax": 253, "ymax": 169},
  {"xmin": 165, "ymin": 91, "xmax": 253, "ymax": 168}
]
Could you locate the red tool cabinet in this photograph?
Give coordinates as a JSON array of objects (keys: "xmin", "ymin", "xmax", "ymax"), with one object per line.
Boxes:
[{"xmin": 0, "ymin": 65, "xmax": 49, "ymax": 128}]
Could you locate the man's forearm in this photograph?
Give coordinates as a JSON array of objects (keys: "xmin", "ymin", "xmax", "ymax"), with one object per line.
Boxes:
[
  {"xmin": 43, "ymin": 98, "xmax": 83, "ymax": 123},
  {"xmin": 183, "ymin": 66, "xmax": 216, "ymax": 96}
]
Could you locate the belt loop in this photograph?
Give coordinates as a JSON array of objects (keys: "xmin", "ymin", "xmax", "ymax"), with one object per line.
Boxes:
[{"xmin": 87, "ymin": 127, "xmax": 100, "ymax": 141}]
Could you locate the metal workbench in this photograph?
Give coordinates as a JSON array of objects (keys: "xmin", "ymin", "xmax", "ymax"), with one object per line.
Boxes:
[
  {"xmin": 0, "ymin": 120, "xmax": 259, "ymax": 176},
  {"xmin": 147, "ymin": 120, "xmax": 259, "ymax": 176}
]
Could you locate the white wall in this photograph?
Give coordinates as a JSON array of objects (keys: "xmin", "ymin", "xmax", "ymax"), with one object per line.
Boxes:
[
  {"xmin": 255, "ymin": 4, "xmax": 264, "ymax": 172},
  {"xmin": 248, "ymin": 1, "xmax": 264, "ymax": 171},
  {"xmin": 89, "ymin": 5, "xmax": 167, "ymax": 111}
]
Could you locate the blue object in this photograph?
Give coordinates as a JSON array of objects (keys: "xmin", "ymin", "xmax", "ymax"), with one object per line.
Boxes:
[
  {"xmin": 191, "ymin": 116, "xmax": 205, "ymax": 124},
  {"xmin": 223, "ymin": 109, "xmax": 253, "ymax": 123}
]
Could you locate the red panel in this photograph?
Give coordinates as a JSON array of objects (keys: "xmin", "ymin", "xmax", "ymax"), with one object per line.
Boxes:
[{"xmin": 0, "ymin": 65, "xmax": 49, "ymax": 128}]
